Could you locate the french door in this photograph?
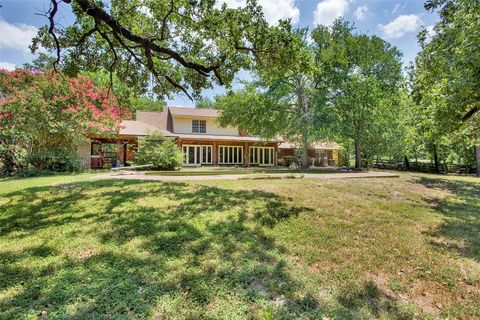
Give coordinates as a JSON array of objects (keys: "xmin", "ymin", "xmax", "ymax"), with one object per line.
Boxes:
[
  {"xmin": 249, "ymin": 147, "xmax": 275, "ymax": 166},
  {"xmin": 182, "ymin": 145, "xmax": 212, "ymax": 165}
]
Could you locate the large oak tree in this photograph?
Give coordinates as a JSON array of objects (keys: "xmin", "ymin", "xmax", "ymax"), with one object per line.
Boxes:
[{"xmin": 33, "ymin": 0, "xmax": 296, "ymax": 100}]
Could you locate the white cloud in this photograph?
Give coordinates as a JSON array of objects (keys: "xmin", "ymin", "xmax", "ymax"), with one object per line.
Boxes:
[
  {"xmin": 0, "ymin": 61, "xmax": 17, "ymax": 71},
  {"xmin": 217, "ymin": 0, "xmax": 300, "ymax": 25},
  {"xmin": 354, "ymin": 5, "xmax": 368, "ymax": 21},
  {"xmin": 313, "ymin": 0, "xmax": 349, "ymax": 26},
  {"xmin": 378, "ymin": 14, "xmax": 423, "ymax": 38},
  {"xmin": 0, "ymin": 19, "xmax": 37, "ymax": 53}
]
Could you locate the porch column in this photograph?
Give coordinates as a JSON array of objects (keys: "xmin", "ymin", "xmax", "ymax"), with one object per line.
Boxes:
[
  {"xmin": 116, "ymin": 140, "xmax": 121, "ymax": 167},
  {"xmin": 244, "ymin": 142, "xmax": 249, "ymax": 167},
  {"xmin": 212, "ymin": 141, "xmax": 218, "ymax": 165}
]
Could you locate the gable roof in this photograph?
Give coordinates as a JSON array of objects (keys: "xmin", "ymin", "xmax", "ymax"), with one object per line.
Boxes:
[{"xmin": 168, "ymin": 106, "xmax": 218, "ymax": 118}]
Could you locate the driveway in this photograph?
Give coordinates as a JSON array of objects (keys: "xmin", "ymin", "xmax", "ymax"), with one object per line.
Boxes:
[{"xmin": 95, "ymin": 171, "xmax": 399, "ymax": 181}]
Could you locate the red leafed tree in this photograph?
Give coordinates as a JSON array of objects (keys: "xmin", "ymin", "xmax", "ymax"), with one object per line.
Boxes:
[{"xmin": 0, "ymin": 68, "xmax": 130, "ymax": 173}]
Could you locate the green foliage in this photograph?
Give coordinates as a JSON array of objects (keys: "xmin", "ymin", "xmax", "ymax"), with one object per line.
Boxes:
[
  {"xmin": 408, "ymin": 0, "xmax": 479, "ymax": 174},
  {"xmin": 217, "ymin": 30, "xmax": 331, "ymax": 168},
  {"xmin": 135, "ymin": 131, "xmax": 183, "ymax": 170},
  {"xmin": 195, "ymin": 97, "xmax": 215, "ymax": 109},
  {"xmin": 32, "ymin": 0, "xmax": 298, "ymax": 100},
  {"xmin": 311, "ymin": 19, "xmax": 404, "ymax": 168},
  {"xmin": 82, "ymin": 70, "xmax": 165, "ymax": 113}
]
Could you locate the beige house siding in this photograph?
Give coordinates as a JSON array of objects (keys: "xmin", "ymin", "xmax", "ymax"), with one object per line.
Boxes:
[
  {"xmin": 172, "ymin": 116, "xmax": 238, "ymax": 136},
  {"xmin": 76, "ymin": 140, "xmax": 91, "ymax": 169}
]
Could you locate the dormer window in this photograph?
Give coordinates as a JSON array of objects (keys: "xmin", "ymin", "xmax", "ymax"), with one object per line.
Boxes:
[{"xmin": 192, "ymin": 120, "xmax": 206, "ymax": 133}]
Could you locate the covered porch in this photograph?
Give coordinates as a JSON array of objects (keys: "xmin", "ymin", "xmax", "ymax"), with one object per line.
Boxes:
[{"xmin": 175, "ymin": 136, "xmax": 279, "ymax": 167}]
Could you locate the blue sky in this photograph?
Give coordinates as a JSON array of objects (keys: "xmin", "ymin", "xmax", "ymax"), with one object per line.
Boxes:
[{"xmin": 0, "ymin": 0, "xmax": 438, "ymax": 107}]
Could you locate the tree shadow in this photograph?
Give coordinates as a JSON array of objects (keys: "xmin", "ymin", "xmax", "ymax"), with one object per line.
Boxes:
[
  {"xmin": 0, "ymin": 179, "xmax": 319, "ymax": 318},
  {"xmin": 336, "ymin": 280, "xmax": 415, "ymax": 320},
  {"xmin": 414, "ymin": 177, "xmax": 480, "ymax": 261}
]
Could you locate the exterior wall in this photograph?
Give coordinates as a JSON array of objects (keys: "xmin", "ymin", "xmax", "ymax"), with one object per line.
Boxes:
[
  {"xmin": 172, "ymin": 116, "xmax": 238, "ymax": 135},
  {"xmin": 76, "ymin": 140, "xmax": 91, "ymax": 169}
]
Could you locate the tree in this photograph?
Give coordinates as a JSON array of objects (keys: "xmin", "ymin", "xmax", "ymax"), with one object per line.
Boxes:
[
  {"xmin": 0, "ymin": 69, "xmax": 129, "ymax": 174},
  {"xmin": 32, "ymin": 0, "xmax": 297, "ymax": 100},
  {"xmin": 311, "ymin": 20, "xmax": 403, "ymax": 169},
  {"xmin": 216, "ymin": 30, "xmax": 329, "ymax": 168},
  {"xmin": 196, "ymin": 97, "xmax": 215, "ymax": 109},
  {"xmin": 25, "ymin": 57, "xmax": 165, "ymax": 114},
  {"xmin": 412, "ymin": 0, "xmax": 480, "ymax": 175}
]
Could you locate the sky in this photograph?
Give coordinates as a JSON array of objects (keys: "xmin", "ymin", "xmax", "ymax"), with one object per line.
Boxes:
[{"xmin": 0, "ymin": 0, "xmax": 439, "ymax": 107}]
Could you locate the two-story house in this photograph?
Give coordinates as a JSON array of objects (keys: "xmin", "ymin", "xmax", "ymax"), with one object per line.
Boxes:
[{"xmin": 79, "ymin": 106, "xmax": 340, "ymax": 168}]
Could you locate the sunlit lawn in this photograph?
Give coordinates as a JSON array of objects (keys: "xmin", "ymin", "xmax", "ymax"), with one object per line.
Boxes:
[{"xmin": 0, "ymin": 172, "xmax": 478, "ymax": 319}]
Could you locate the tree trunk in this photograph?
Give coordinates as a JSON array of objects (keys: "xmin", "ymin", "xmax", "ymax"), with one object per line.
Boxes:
[
  {"xmin": 433, "ymin": 145, "xmax": 440, "ymax": 174},
  {"xmin": 301, "ymin": 141, "xmax": 309, "ymax": 169},
  {"xmin": 404, "ymin": 155, "xmax": 410, "ymax": 170},
  {"xmin": 475, "ymin": 145, "xmax": 480, "ymax": 177},
  {"xmin": 354, "ymin": 140, "xmax": 361, "ymax": 170}
]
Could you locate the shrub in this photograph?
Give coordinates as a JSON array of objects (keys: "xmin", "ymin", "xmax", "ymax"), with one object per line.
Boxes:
[
  {"xmin": 282, "ymin": 156, "xmax": 295, "ymax": 167},
  {"xmin": 27, "ymin": 148, "xmax": 81, "ymax": 172},
  {"xmin": 135, "ymin": 131, "xmax": 183, "ymax": 170}
]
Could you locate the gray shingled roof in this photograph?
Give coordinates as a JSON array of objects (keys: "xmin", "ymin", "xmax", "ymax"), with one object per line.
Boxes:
[
  {"xmin": 119, "ymin": 120, "xmax": 173, "ymax": 136},
  {"xmin": 168, "ymin": 106, "xmax": 218, "ymax": 118}
]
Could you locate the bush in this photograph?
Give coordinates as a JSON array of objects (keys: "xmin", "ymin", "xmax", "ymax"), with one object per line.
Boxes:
[
  {"xmin": 27, "ymin": 148, "xmax": 82, "ymax": 172},
  {"xmin": 281, "ymin": 156, "xmax": 295, "ymax": 167},
  {"xmin": 135, "ymin": 132, "xmax": 183, "ymax": 170}
]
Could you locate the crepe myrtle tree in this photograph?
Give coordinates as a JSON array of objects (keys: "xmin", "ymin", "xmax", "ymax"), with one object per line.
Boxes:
[
  {"xmin": 32, "ymin": 0, "xmax": 298, "ymax": 101},
  {"xmin": 0, "ymin": 69, "xmax": 130, "ymax": 173}
]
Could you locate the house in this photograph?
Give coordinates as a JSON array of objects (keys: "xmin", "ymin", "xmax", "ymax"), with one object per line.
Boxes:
[{"xmin": 78, "ymin": 106, "xmax": 340, "ymax": 168}]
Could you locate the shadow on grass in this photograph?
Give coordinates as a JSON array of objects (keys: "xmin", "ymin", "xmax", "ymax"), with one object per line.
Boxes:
[
  {"xmin": 0, "ymin": 179, "xmax": 323, "ymax": 318},
  {"xmin": 336, "ymin": 280, "xmax": 414, "ymax": 320},
  {"xmin": 415, "ymin": 177, "xmax": 480, "ymax": 261}
]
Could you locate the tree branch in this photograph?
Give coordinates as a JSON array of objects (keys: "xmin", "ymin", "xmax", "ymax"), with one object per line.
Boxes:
[
  {"xmin": 461, "ymin": 106, "xmax": 479, "ymax": 122},
  {"xmin": 74, "ymin": 0, "xmax": 224, "ymax": 77},
  {"xmin": 48, "ymin": 0, "xmax": 61, "ymax": 71}
]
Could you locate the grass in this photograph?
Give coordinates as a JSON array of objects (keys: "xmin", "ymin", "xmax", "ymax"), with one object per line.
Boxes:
[{"xmin": 0, "ymin": 172, "xmax": 479, "ymax": 319}]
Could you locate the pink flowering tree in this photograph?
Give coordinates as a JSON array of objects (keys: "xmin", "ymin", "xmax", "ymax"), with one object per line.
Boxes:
[{"xmin": 0, "ymin": 68, "xmax": 130, "ymax": 174}]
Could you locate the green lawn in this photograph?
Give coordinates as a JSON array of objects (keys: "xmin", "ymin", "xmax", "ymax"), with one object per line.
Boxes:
[{"xmin": 0, "ymin": 173, "xmax": 479, "ymax": 319}]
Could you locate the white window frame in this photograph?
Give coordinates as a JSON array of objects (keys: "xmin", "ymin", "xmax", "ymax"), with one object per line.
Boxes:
[
  {"xmin": 192, "ymin": 119, "xmax": 206, "ymax": 133},
  {"xmin": 182, "ymin": 144, "xmax": 212, "ymax": 165},
  {"xmin": 249, "ymin": 146, "xmax": 275, "ymax": 166},
  {"xmin": 218, "ymin": 146, "xmax": 243, "ymax": 164}
]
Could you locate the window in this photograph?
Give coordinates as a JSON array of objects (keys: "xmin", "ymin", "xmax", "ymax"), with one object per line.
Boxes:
[
  {"xmin": 192, "ymin": 120, "xmax": 206, "ymax": 133},
  {"xmin": 249, "ymin": 147, "xmax": 275, "ymax": 166},
  {"xmin": 218, "ymin": 146, "xmax": 243, "ymax": 164},
  {"xmin": 182, "ymin": 145, "xmax": 212, "ymax": 165}
]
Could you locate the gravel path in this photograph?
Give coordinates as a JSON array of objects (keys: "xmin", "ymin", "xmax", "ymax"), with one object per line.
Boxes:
[{"xmin": 95, "ymin": 171, "xmax": 399, "ymax": 181}]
